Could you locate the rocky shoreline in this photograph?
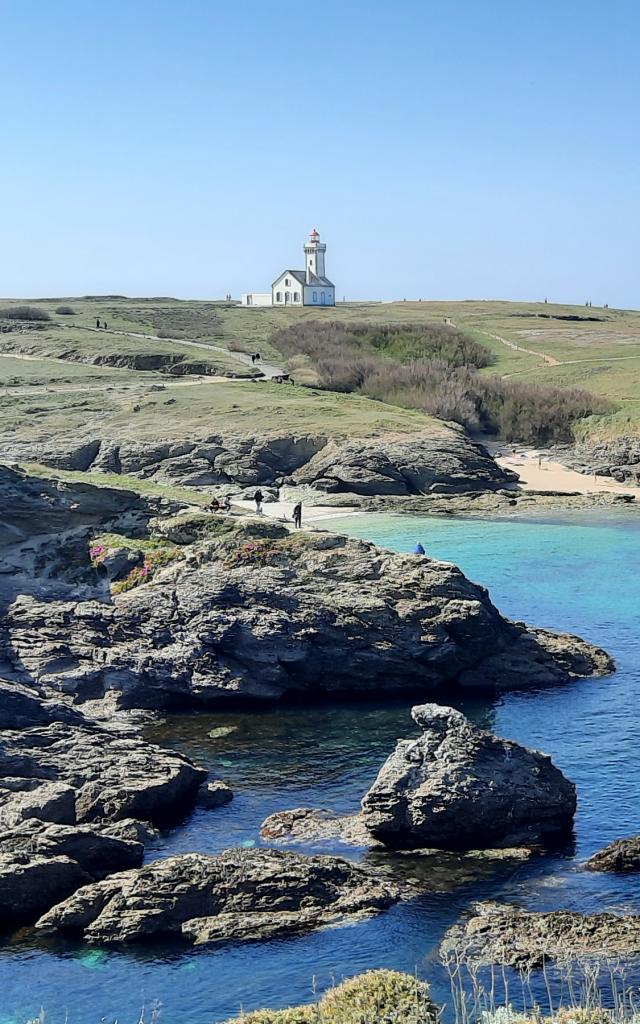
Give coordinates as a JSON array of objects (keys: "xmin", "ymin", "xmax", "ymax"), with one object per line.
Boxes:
[{"xmin": 0, "ymin": 459, "xmax": 627, "ymax": 975}]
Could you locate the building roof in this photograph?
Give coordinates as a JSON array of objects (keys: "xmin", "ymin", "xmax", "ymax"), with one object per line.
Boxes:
[{"xmin": 272, "ymin": 269, "xmax": 334, "ymax": 288}]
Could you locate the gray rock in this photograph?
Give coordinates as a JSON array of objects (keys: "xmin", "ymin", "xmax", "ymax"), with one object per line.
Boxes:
[
  {"xmin": 0, "ymin": 853, "xmax": 91, "ymax": 923},
  {"xmin": 585, "ymin": 836, "xmax": 640, "ymax": 873},
  {"xmin": 196, "ymin": 781, "xmax": 234, "ymax": 808},
  {"xmin": 261, "ymin": 807, "xmax": 379, "ymax": 847},
  {"xmin": 101, "ymin": 547, "xmax": 144, "ymax": 581},
  {"xmin": 0, "ymin": 819, "xmax": 143, "ymax": 879},
  {"xmin": 0, "ymin": 781, "xmax": 77, "ymax": 827},
  {"xmin": 4, "ymin": 526, "xmax": 612, "ymax": 709},
  {"xmin": 36, "ymin": 848, "xmax": 402, "ymax": 946},
  {"xmin": 0, "ymin": 721, "xmax": 206, "ymax": 826},
  {"xmin": 441, "ymin": 901, "xmax": 640, "ymax": 968},
  {"xmin": 361, "ymin": 704, "xmax": 576, "ymax": 849},
  {"xmin": 101, "ymin": 818, "xmax": 159, "ymax": 846}
]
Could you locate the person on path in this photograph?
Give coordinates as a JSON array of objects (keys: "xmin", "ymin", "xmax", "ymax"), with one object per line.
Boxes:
[
  {"xmin": 251, "ymin": 353, "xmax": 256, "ymax": 364},
  {"xmin": 96, "ymin": 318, "xmax": 101, "ymax": 328},
  {"xmin": 103, "ymin": 321, "xmax": 108, "ymax": 329},
  {"xmin": 292, "ymin": 501, "xmax": 302, "ymax": 529},
  {"xmin": 413, "ymin": 541, "xmax": 426, "ymax": 555},
  {"xmin": 254, "ymin": 489, "xmax": 264, "ymax": 514},
  {"xmin": 538, "ymin": 455, "xmax": 542, "ymax": 469}
]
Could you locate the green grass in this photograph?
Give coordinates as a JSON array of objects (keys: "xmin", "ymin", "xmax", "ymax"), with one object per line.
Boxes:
[
  {"xmin": 2, "ymin": 379, "xmax": 444, "ymax": 446},
  {"xmin": 20, "ymin": 463, "xmax": 211, "ymax": 505},
  {"xmin": 3, "ymin": 294, "xmax": 640, "ymax": 444}
]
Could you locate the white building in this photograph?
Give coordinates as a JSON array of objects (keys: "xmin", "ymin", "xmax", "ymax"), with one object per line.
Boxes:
[{"xmin": 242, "ymin": 228, "xmax": 336, "ymax": 307}]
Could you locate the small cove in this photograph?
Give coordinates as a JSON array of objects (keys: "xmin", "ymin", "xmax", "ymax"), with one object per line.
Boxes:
[{"xmin": 5, "ymin": 509, "xmax": 640, "ymax": 1023}]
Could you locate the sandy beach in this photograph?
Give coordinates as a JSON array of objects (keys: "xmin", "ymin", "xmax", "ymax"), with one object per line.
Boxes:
[{"xmin": 492, "ymin": 445, "xmax": 640, "ymax": 499}]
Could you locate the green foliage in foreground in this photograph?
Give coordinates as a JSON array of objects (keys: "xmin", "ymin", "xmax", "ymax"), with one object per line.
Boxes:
[{"xmin": 225, "ymin": 970, "xmax": 437, "ymax": 1024}]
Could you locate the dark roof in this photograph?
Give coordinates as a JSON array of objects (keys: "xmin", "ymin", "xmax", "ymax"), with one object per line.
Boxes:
[{"xmin": 272, "ymin": 269, "xmax": 335, "ymax": 288}]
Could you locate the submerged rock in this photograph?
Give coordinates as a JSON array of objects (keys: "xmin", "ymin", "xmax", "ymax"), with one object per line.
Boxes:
[
  {"xmin": 261, "ymin": 807, "xmax": 379, "ymax": 847},
  {"xmin": 441, "ymin": 901, "xmax": 640, "ymax": 968},
  {"xmin": 585, "ymin": 836, "xmax": 640, "ymax": 873},
  {"xmin": 36, "ymin": 848, "xmax": 403, "ymax": 946},
  {"xmin": 360, "ymin": 704, "xmax": 576, "ymax": 849},
  {"xmin": 196, "ymin": 780, "xmax": 233, "ymax": 808}
]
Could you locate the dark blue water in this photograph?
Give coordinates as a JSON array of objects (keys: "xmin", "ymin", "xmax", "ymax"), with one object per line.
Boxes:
[{"xmin": 5, "ymin": 510, "xmax": 640, "ymax": 1024}]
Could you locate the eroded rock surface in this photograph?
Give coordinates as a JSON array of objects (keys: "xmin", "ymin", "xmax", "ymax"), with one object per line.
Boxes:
[
  {"xmin": 3, "ymin": 525, "xmax": 612, "ymax": 708},
  {"xmin": 441, "ymin": 901, "xmax": 640, "ymax": 967},
  {"xmin": 361, "ymin": 704, "xmax": 577, "ymax": 849},
  {"xmin": 36, "ymin": 848, "xmax": 403, "ymax": 946},
  {"xmin": 585, "ymin": 836, "xmax": 640, "ymax": 873}
]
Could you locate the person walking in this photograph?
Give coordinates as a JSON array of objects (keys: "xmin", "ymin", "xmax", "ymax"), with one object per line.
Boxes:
[
  {"xmin": 413, "ymin": 541, "xmax": 425, "ymax": 555},
  {"xmin": 254, "ymin": 489, "xmax": 264, "ymax": 514},
  {"xmin": 96, "ymin": 318, "xmax": 101, "ymax": 328},
  {"xmin": 103, "ymin": 321, "xmax": 108, "ymax": 329},
  {"xmin": 292, "ymin": 501, "xmax": 302, "ymax": 529}
]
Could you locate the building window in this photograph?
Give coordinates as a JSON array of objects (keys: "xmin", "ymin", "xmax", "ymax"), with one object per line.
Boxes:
[
  {"xmin": 285, "ymin": 278, "xmax": 290, "ymax": 286},
  {"xmin": 276, "ymin": 292, "xmax": 282, "ymax": 302},
  {"xmin": 294, "ymin": 293, "xmax": 300, "ymax": 302},
  {"xmin": 313, "ymin": 291, "xmax": 317, "ymax": 302}
]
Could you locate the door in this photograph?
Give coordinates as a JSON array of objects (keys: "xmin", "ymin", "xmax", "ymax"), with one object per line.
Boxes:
[{"xmin": 320, "ymin": 291, "xmax": 326, "ymax": 305}]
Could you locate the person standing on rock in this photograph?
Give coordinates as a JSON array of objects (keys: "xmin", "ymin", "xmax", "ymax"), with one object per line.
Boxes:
[
  {"xmin": 413, "ymin": 541, "xmax": 425, "ymax": 555},
  {"xmin": 292, "ymin": 502, "xmax": 302, "ymax": 529},
  {"xmin": 254, "ymin": 489, "xmax": 264, "ymax": 514}
]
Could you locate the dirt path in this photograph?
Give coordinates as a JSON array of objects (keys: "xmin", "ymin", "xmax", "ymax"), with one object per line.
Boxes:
[
  {"xmin": 484, "ymin": 330, "xmax": 561, "ymax": 366},
  {"xmin": 60, "ymin": 324, "xmax": 285, "ymax": 379}
]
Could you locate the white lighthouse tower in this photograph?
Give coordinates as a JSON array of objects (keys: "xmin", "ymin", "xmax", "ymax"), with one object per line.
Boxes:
[
  {"xmin": 241, "ymin": 227, "xmax": 336, "ymax": 307},
  {"xmin": 304, "ymin": 227, "xmax": 326, "ymax": 282}
]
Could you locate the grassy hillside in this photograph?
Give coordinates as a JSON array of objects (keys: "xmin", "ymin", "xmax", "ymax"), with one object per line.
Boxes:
[{"xmin": 2, "ymin": 296, "xmax": 639, "ymax": 444}]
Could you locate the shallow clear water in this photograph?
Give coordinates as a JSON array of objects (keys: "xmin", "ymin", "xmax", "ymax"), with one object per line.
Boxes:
[{"xmin": 5, "ymin": 510, "xmax": 640, "ymax": 1023}]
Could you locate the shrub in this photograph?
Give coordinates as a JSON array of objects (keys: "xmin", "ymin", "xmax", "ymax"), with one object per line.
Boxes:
[
  {"xmin": 225, "ymin": 970, "xmax": 437, "ymax": 1023},
  {"xmin": 0, "ymin": 305, "xmax": 50, "ymax": 321},
  {"xmin": 111, "ymin": 545, "xmax": 181, "ymax": 593},
  {"xmin": 270, "ymin": 321, "xmax": 613, "ymax": 444},
  {"xmin": 55, "ymin": 305, "xmax": 75, "ymax": 315}
]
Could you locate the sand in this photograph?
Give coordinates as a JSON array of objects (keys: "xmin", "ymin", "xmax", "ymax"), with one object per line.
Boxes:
[{"xmin": 492, "ymin": 446, "xmax": 640, "ymax": 499}]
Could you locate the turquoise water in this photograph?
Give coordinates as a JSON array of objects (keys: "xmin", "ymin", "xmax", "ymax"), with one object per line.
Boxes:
[{"xmin": 4, "ymin": 510, "xmax": 640, "ymax": 1023}]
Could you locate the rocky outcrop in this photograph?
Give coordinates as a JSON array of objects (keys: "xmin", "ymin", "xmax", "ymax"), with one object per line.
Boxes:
[
  {"xmin": 2, "ymin": 428, "xmax": 514, "ymax": 496},
  {"xmin": 441, "ymin": 901, "xmax": 640, "ymax": 968},
  {"xmin": 360, "ymin": 704, "xmax": 577, "ymax": 849},
  {"xmin": 561, "ymin": 438, "xmax": 640, "ymax": 485},
  {"xmin": 36, "ymin": 848, "xmax": 403, "ymax": 946},
  {"xmin": 0, "ymin": 819, "xmax": 144, "ymax": 879},
  {"xmin": 0, "ymin": 720, "xmax": 206, "ymax": 827},
  {"xmin": 292, "ymin": 432, "xmax": 516, "ymax": 495},
  {"xmin": 196, "ymin": 780, "xmax": 233, "ymax": 808},
  {"xmin": 3, "ymin": 523, "xmax": 613, "ymax": 708},
  {"xmin": 585, "ymin": 836, "xmax": 640, "ymax": 873}
]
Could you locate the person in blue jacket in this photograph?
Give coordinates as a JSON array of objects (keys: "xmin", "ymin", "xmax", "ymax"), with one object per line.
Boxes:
[{"xmin": 413, "ymin": 541, "xmax": 425, "ymax": 555}]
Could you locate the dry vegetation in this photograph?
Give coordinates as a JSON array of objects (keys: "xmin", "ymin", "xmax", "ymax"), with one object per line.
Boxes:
[{"xmin": 270, "ymin": 321, "xmax": 612, "ymax": 444}]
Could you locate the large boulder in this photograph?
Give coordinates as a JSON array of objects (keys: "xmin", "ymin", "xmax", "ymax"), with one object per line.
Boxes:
[
  {"xmin": 36, "ymin": 848, "xmax": 402, "ymax": 946},
  {"xmin": 441, "ymin": 901, "xmax": 640, "ymax": 968},
  {"xmin": 0, "ymin": 853, "xmax": 91, "ymax": 923},
  {"xmin": 361, "ymin": 704, "xmax": 576, "ymax": 849},
  {"xmin": 0, "ymin": 819, "xmax": 143, "ymax": 880}
]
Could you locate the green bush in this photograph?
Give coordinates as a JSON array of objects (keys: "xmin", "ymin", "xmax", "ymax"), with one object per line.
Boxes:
[
  {"xmin": 225, "ymin": 970, "xmax": 437, "ymax": 1023},
  {"xmin": 55, "ymin": 305, "xmax": 75, "ymax": 315}
]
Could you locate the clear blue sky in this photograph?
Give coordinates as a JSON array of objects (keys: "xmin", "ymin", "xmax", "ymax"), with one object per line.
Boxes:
[{"xmin": 1, "ymin": 0, "xmax": 638, "ymax": 306}]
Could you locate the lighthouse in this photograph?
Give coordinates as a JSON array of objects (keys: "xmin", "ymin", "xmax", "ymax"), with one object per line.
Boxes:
[
  {"xmin": 241, "ymin": 228, "xmax": 336, "ymax": 307},
  {"xmin": 304, "ymin": 227, "xmax": 327, "ymax": 283}
]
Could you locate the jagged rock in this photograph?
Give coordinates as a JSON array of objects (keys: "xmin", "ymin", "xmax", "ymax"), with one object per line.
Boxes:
[
  {"xmin": 441, "ymin": 901, "xmax": 640, "ymax": 968},
  {"xmin": 4, "ymin": 526, "xmax": 612, "ymax": 708},
  {"xmin": 36, "ymin": 848, "xmax": 402, "ymax": 946},
  {"xmin": 261, "ymin": 808, "xmax": 379, "ymax": 847},
  {"xmin": 293, "ymin": 432, "xmax": 516, "ymax": 496},
  {"xmin": 0, "ymin": 780, "xmax": 77, "ymax": 827},
  {"xmin": 585, "ymin": 836, "xmax": 640, "ymax": 873},
  {"xmin": 0, "ymin": 852, "xmax": 91, "ymax": 923},
  {"xmin": 101, "ymin": 818, "xmax": 159, "ymax": 846},
  {"xmin": 0, "ymin": 721, "xmax": 206, "ymax": 826},
  {"xmin": 196, "ymin": 781, "xmax": 234, "ymax": 808},
  {"xmin": 0, "ymin": 819, "xmax": 143, "ymax": 879},
  {"xmin": 0, "ymin": 678, "xmax": 84, "ymax": 729},
  {"xmin": 361, "ymin": 704, "xmax": 576, "ymax": 849}
]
